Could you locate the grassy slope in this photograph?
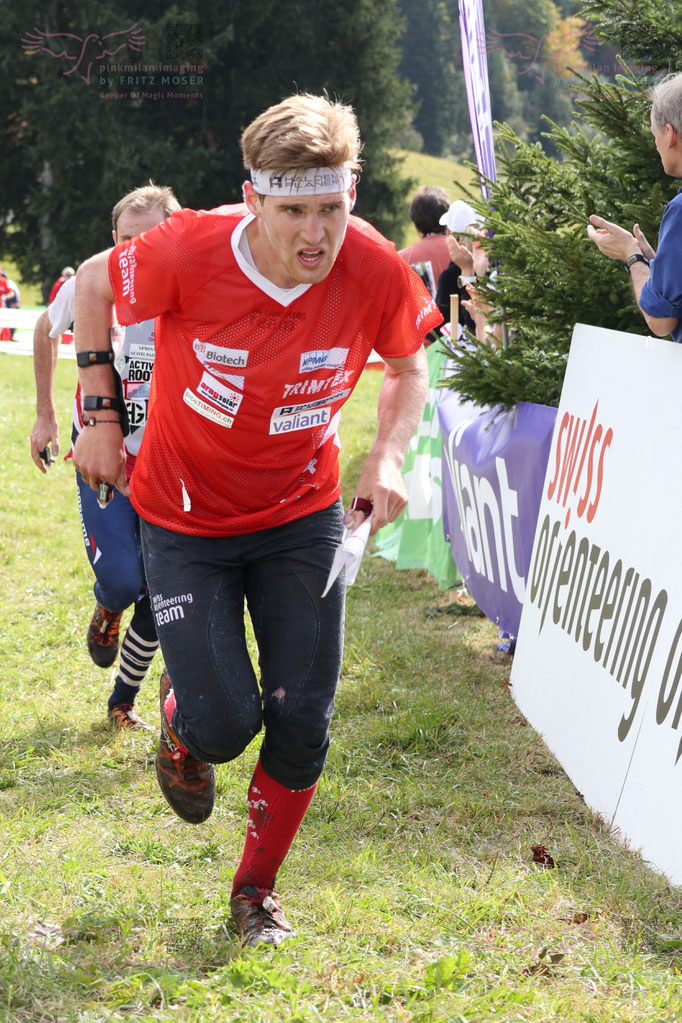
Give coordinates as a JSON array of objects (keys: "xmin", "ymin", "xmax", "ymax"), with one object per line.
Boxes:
[
  {"xmin": 2, "ymin": 355, "xmax": 682, "ymax": 1022},
  {"xmin": 394, "ymin": 149, "xmax": 475, "ymax": 249}
]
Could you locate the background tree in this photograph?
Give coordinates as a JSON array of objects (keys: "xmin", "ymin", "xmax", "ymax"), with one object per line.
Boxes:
[
  {"xmin": 0, "ymin": 0, "xmax": 411, "ymax": 298},
  {"xmin": 443, "ymin": 0, "xmax": 682, "ymax": 410},
  {"xmin": 397, "ymin": 0, "xmax": 461, "ymax": 156}
]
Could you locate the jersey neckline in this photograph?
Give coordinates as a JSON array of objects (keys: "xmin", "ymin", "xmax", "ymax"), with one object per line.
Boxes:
[{"xmin": 231, "ymin": 214, "xmax": 313, "ymax": 308}]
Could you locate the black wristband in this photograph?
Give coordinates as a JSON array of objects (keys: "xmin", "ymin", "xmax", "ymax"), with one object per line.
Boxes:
[
  {"xmin": 76, "ymin": 350, "xmax": 115, "ymax": 367},
  {"xmin": 624, "ymin": 253, "xmax": 649, "ymax": 273},
  {"xmin": 83, "ymin": 395, "xmax": 124, "ymax": 413}
]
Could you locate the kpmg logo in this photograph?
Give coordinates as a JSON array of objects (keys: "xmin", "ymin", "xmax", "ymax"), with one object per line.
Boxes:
[{"xmin": 21, "ymin": 22, "xmax": 145, "ymax": 84}]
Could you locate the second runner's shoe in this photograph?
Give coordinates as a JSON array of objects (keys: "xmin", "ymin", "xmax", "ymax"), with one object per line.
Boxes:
[
  {"xmin": 108, "ymin": 703, "xmax": 154, "ymax": 731},
  {"xmin": 87, "ymin": 603, "xmax": 123, "ymax": 668},
  {"xmin": 156, "ymin": 668, "xmax": 215, "ymax": 824}
]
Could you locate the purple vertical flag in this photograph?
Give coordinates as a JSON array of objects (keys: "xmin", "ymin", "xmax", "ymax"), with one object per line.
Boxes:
[{"xmin": 459, "ymin": 0, "xmax": 497, "ymax": 197}]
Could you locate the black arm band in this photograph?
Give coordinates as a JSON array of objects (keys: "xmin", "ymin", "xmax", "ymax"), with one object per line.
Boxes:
[
  {"xmin": 83, "ymin": 395, "xmax": 124, "ymax": 413},
  {"xmin": 624, "ymin": 253, "xmax": 649, "ymax": 273},
  {"xmin": 76, "ymin": 350, "xmax": 115, "ymax": 367}
]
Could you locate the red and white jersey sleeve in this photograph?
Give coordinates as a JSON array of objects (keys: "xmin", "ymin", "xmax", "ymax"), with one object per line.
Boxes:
[{"xmin": 108, "ymin": 206, "xmax": 442, "ymax": 537}]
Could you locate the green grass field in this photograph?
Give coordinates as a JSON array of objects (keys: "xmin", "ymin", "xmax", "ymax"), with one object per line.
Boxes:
[{"xmin": 2, "ymin": 354, "xmax": 682, "ymax": 1022}]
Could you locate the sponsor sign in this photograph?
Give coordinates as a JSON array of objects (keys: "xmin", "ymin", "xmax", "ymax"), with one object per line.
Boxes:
[
  {"xmin": 459, "ymin": 0, "xmax": 497, "ymax": 197},
  {"xmin": 128, "ymin": 342, "xmax": 154, "ymax": 361},
  {"xmin": 183, "ymin": 388, "xmax": 234, "ymax": 428},
  {"xmin": 283, "ymin": 370, "xmax": 352, "ymax": 399},
  {"xmin": 269, "ymin": 390, "xmax": 350, "ymax": 435},
  {"xmin": 439, "ymin": 392, "xmax": 557, "ymax": 635},
  {"xmin": 193, "ymin": 338, "xmax": 248, "ymax": 369},
  {"xmin": 126, "ymin": 398, "xmax": 147, "ymax": 426},
  {"xmin": 127, "ymin": 357, "xmax": 153, "ymax": 382},
  {"xmin": 270, "ymin": 406, "xmax": 331, "ymax": 435},
  {"xmin": 118, "ymin": 244, "xmax": 137, "ymax": 303},
  {"xmin": 299, "ymin": 347, "xmax": 349, "ymax": 373},
  {"xmin": 375, "ymin": 342, "xmax": 460, "ymax": 589},
  {"xmin": 197, "ymin": 371, "xmax": 243, "ymax": 417},
  {"xmin": 511, "ymin": 324, "xmax": 682, "ymax": 885}
]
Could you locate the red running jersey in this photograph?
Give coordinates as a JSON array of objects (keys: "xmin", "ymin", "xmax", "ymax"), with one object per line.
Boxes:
[{"xmin": 109, "ymin": 204, "xmax": 442, "ymax": 536}]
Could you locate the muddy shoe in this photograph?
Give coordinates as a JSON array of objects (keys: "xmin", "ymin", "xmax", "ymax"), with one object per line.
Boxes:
[
  {"xmin": 230, "ymin": 886, "xmax": 296, "ymax": 948},
  {"xmin": 155, "ymin": 668, "xmax": 215, "ymax": 824},
  {"xmin": 87, "ymin": 603, "xmax": 123, "ymax": 668}
]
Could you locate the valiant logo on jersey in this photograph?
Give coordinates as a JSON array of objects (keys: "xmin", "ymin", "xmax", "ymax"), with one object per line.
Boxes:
[
  {"xmin": 269, "ymin": 389, "xmax": 350, "ymax": 435},
  {"xmin": 193, "ymin": 339, "xmax": 249, "ymax": 369},
  {"xmin": 299, "ymin": 348, "xmax": 349, "ymax": 374},
  {"xmin": 197, "ymin": 371, "xmax": 244, "ymax": 417},
  {"xmin": 270, "ymin": 406, "xmax": 331, "ymax": 435}
]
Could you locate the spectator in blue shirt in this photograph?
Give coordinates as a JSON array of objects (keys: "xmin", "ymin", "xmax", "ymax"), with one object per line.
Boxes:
[{"xmin": 587, "ymin": 72, "xmax": 682, "ymax": 344}]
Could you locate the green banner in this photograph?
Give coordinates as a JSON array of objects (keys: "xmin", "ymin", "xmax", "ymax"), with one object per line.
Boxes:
[{"xmin": 374, "ymin": 343, "xmax": 460, "ymax": 589}]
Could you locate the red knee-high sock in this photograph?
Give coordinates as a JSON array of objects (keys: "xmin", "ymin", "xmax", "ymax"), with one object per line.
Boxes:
[{"xmin": 231, "ymin": 759, "xmax": 317, "ymax": 896}]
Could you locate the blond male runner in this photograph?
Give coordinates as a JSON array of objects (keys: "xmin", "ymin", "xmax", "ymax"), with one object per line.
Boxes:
[{"xmin": 71, "ymin": 94, "xmax": 441, "ymax": 946}]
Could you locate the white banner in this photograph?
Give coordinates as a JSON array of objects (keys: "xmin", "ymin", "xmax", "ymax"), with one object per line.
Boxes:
[{"xmin": 511, "ymin": 323, "xmax": 682, "ymax": 884}]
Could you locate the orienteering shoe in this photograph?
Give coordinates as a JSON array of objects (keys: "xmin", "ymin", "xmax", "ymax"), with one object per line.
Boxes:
[
  {"xmin": 230, "ymin": 886, "xmax": 296, "ymax": 948},
  {"xmin": 108, "ymin": 703, "xmax": 153, "ymax": 732},
  {"xmin": 87, "ymin": 603, "xmax": 123, "ymax": 668},
  {"xmin": 155, "ymin": 668, "xmax": 215, "ymax": 824}
]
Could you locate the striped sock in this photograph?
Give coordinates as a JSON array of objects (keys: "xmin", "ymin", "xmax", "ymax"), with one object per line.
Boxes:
[{"xmin": 107, "ymin": 622, "xmax": 159, "ymax": 709}]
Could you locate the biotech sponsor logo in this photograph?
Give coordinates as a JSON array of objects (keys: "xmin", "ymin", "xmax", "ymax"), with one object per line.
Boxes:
[
  {"xmin": 183, "ymin": 388, "xmax": 234, "ymax": 428},
  {"xmin": 119, "ymin": 244, "xmax": 137, "ymax": 304},
  {"xmin": 197, "ymin": 371, "xmax": 243, "ymax": 417},
  {"xmin": 282, "ymin": 369, "xmax": 352, "ymax": 399},
  {"xmin": 299, "ymin": 347, "xmax": 349, "ymax": 373},
  {"xmin": 152, "ymin": 590, "xmax": 193, "ymax": 627},
  {"xmin": 193, "ymin": 339, "xmax": 248, "ymax": 369}
]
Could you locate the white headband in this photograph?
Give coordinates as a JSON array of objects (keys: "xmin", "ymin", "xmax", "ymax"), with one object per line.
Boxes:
[{"xmin": 249, "ymin": 166, "xmax": 353, "ymax": 196}]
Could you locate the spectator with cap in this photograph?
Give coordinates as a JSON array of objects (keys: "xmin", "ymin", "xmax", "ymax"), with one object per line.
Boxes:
[
  {"xmin": 399, "ymin": 186, "xmax": 452, "ymax": 297},
  {"xmin": 435, "ymin": 199, "xmax": 490, "ymax": 337}
]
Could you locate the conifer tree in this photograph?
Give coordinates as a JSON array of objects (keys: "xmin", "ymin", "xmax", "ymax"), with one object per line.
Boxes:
[{"xmin": 443, "ymin": 0, "xmax": 682, "ymax": 410}]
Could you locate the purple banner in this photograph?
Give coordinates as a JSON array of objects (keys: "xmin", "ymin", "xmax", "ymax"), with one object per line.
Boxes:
[
  {"xmin": 459, "ymin": 0, "xmax": 497, "ymax": 197},
  {"xmin": 439, "ymin": 393, "xmax": 557, "ymax": 637}
]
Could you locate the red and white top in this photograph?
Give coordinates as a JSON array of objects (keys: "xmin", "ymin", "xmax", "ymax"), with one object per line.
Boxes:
[{"xmin": 108, "ymin": 204, "xmax": 442, "ymax": 536}]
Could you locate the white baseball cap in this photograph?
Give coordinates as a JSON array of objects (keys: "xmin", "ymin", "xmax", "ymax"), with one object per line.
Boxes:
[{"xmin": 439, "ymin": 200, "xmax": 479, "ymax": 234}]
